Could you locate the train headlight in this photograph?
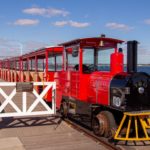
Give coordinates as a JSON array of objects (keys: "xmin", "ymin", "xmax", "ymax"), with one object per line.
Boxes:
[
  {"xmin": 138, "ymin": 87, "xmax": 144, "ymax": 94},
  {"xmin": 113, "ymin": 96, "xmax": 122, "ymax": 107}
]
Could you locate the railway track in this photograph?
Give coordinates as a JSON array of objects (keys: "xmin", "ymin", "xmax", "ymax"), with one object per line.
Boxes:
[{"xmin": 63, "ymin": 118, "xmax": 123, "ymax": 150}]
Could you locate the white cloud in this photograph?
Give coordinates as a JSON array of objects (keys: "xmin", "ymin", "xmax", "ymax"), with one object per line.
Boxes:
[
  {"xmin": 144, "ymin": 19, "xmax": 150, "ymax": 25},
  {"xmin": 53, "ymin": 21, "xmax": 68, "ymax": 27},
  {"xmin": 105, "ymin": 22, "xmax": 133, "ymax": 31},
  {"xmin": 23, "ymin": 7, "xmax": 69, "ymax": 17},
  {"xmin": 53, "ymin": 20, "xmax": 90, "ymax": 28},
  {"xmin": 69, "ymin": 20, "xmax": 90, "ymax": 28},
  {"xmin": 14, "ymin": 19, "xmax": 39, "ymax": 26}
]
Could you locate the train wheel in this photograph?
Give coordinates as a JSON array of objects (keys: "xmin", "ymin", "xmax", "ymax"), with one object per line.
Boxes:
[
  {"xmin": 60, "ymin": 101, "xmax": 68, "ymax": 118},
  {"xmin": 92, "ymin": 116, "xmax": 104, "ymax": 136},
  {"xmin": 92, "ymin": 111, "xmax": 116, "ymax": 138}
]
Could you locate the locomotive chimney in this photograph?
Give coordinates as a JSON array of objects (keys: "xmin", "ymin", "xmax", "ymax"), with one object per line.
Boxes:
[{"xmin": 127, "ymin": 40, "xmax": 138, "ymax": 73}]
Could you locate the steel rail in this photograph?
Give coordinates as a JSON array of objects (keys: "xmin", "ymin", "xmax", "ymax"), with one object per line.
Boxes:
[{"xmin": 63, "ymin": 118, "xmax": 122, "ymax": 150}]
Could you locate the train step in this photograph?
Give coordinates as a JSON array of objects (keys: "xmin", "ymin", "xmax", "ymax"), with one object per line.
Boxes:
[{"xmin": 114, "ymin": 111, "xmax": 150, "ymax": 141}]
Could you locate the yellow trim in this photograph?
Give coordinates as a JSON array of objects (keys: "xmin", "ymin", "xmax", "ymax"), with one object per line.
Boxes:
[
  {"xmin": 139, "ymin": 117, "xmax": 149, "ymax": 138},
  {"xmin": 114, "ymin": 114, "xmax": 126, "ymax": 139},
  {"xmin": 125, "ymin": 111, "xmax": 150, "ymax": 116},
  {"xmin": 134, "ymin": 117, "xmax": 138, "ymax": 139},
  {"xmin": 126, "ymin": 116, "xmax": 131, "ymax": 138},
  {"xmin": 114, "ymin": 111, "xmax": 150, "ymax": 141},
  {"xmin": 147, "ymin": 118, "xmax": 150, "ymax": 125}
]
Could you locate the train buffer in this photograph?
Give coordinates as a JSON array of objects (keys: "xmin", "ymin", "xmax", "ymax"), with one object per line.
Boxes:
[
  {"xmin": 114, "ymin": 111, "xmax": 150, "ymax": 141},
  {"xmin": 0, "ymin": 82, "xmax": 56, "ymax": 118}
]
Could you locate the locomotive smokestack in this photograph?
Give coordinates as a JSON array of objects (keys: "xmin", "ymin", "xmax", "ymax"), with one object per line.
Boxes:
[{"xmin": 127, "ymin": 40, "xmax": 138, "ymax": 73}]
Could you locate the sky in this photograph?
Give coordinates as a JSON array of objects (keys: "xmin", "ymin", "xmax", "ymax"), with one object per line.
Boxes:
[{"xmin": 0, "ymin": 0, "xmax": 150, "ymax": 64}]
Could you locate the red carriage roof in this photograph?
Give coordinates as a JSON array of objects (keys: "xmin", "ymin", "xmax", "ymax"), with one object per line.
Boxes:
[{"xmin": 59, "ymin": 37, "xmax": 124, "ymax": 48}]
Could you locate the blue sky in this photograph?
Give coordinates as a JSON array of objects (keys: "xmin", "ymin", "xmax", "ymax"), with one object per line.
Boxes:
[{"xmin": 0, "ymin": 0, "xmax": 150, "ymax": 64}]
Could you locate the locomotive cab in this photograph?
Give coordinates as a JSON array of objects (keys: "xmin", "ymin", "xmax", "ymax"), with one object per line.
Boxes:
[
  {"xmin": 59, "ymin": 36, "xmax": 150, "ymax": 140},
  {"xmin": 58, "ymin": 36, "xmax": 124, "ymax": 121}
]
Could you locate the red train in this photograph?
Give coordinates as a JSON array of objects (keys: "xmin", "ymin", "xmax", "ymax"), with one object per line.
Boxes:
[{"xmin": 0, "ymin": 35, "xmax": 150, "ymax": 141}]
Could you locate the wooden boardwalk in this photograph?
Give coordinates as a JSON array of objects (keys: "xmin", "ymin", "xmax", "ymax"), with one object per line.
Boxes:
[
  {"xmin": 0, "ymin": 116, "xmax": 108, "ymax": 150},
  {"xmin": 0, "ymin": 82, "xmax": 107, "ymax": 150}
]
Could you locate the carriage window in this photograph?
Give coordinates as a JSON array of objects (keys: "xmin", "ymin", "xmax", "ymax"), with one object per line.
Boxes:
[
  {"xmin": 38, "ymin": 58, "xmax": 45, "ymax": 72},
  {"xmin": 2, "ymin": 62, "xmax": 4, "ymax": 68},
  {"xmin": 16, "ymin": 61, "xmax": 19, "ymax": 70},
  {"xmin": 4, "ymin": 62, "xmax": 6, "ymax": 68},
  {"xmin": 98, "ymin": 49, "xmax": 114, "ymax": 71},
  {"xmin": 66, "ymin": 49, "xmax": 79, "ymax": 71},
  {"xmin": 10, "ymin": 61, "xmax": 13, "ymax": 69},
  {"xmin": 2, "ymin": 62, "xmax": 6, "ymax": 69},
  {"xmin": 56, "ymin": 55, "xmax": 62, "ymax": 71},
  {"xmin": 6, "ymin": 62, "xmax": 8, "ymax": 68},
  {"xmin": 83, "ymin": 49, "xmax": 94, "ymax": 65},
  {"xmin": 67, "ymin": 53, "xmax": 79, "ymax": 71},
  {"xmin": 10, "ymin": 61, "xmax": 15, "ymax": 69},
  {"xmin": 29, "ymin": 59, "xmax": 31, "ymax": 71},
  {"xmin": 23, "ymin": 60, "xmax": 28, "ymax": 71},
  {"xmin": 48, "ymin": 56, "xmax": 55, "ymax": 71},
  {"xmin": 82, "ymin": 49, "xmax": 94, "ymax": 73},
  {"xmin": 29, "ymin": 58, "xmax": 35, "ymax": 71}
]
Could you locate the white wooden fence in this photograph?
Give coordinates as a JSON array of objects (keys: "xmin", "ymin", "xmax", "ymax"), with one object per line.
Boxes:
[{"xmin": 0, "ymin": 82, "xmax": 56, "ymax": 117}]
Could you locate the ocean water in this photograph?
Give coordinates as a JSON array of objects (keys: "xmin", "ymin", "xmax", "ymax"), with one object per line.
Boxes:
[
  {"xmin": 138, "ymin": 66, "xmax": 150, "ymax": 74},
  {"xmin": 98, "ymin": 65, "xmax": 150, "ymax": 74}
]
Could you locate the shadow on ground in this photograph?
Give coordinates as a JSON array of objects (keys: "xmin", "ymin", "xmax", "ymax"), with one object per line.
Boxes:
[{"xmin": 0, "ymin": 115, "xmax": 62, "ymax": 129}]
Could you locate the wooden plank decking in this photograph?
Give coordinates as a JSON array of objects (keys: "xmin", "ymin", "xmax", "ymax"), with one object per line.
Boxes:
[{"xmin": 0, "ymin": 116, "xmax": 108, "ymax": 150}]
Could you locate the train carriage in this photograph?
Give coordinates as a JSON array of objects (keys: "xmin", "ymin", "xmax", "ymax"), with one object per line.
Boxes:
[{"xmin": 0, "ymin": 35, "xmax": 150, "ymax": 141}]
